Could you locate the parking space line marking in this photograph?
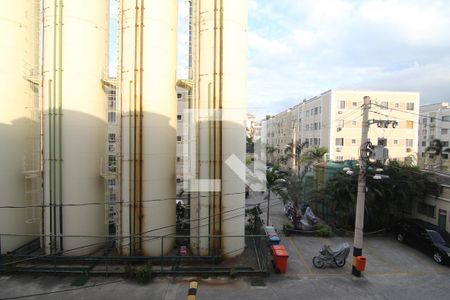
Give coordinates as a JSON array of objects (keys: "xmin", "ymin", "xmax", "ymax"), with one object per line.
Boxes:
[{"xmin": 287, "ymin": 237, "xmax": 314, "ymax": 275}]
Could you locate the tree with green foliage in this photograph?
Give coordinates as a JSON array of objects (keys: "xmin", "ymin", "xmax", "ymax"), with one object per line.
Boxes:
[
  {"xmin": 321, "ymin": 160, "xmax": 441, "ymax": 230},
  {"xmin": 273, "ymin": 168, "xmax": 309, "ymax": 229},
  {"xmin": 284, "ymin": 140, "xmax": 309, "ymax": 173},
  {"xmin": 265, "ymin": 165, "xmax": 286, "ymax": 225}
]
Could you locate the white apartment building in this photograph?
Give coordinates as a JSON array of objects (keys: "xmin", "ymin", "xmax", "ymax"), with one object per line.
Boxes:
[
  {"xmin": 176, "ymin": 86, "xmax": 189, "ymax": 194},
  {"xmin": 263, "ymin": 90, "xmax": 420, "ymax": 163},
  {"xmin": 419, "ymin": 102, "xmax": 450, "ymax": 169}
]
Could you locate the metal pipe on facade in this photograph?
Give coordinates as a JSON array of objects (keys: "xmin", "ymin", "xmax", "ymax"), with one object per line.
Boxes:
[{"xmin": 57, "ymin": 0, "xmax": 64, "ymax": 252}]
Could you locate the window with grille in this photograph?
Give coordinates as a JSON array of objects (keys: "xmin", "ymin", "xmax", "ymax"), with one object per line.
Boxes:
[
  {"xmin": 406, "ymin": 102, "xmax": 414, "ymax": 111},
  {"xmin": 417, "ymin": 202, "xmax": 435, "ymax": 218},
  {"xmin": 108, "ymin": 133, "xmax": 116, "ymax": 143}
]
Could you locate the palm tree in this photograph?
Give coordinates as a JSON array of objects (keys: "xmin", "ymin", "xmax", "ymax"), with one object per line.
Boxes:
[
  {"xmin": 273, "ymin": 169, "xmax": 309, "ymax": 229},
  {"xmin": 425, "ymin": 139, "xmax": 450, "ymax": 170},
  {"xmin": 322, "ymin": 160, "xmax": 441, "ymax": 230},
  {"xmin": 266, "ymin": 145, "xmax": 277, "ymax": 165},
  {"xmin": 302, "ymin": 146, "xmax": 328, "ymax": 165},
  {"xmin": 265, "ymin": 165, "xmax": 286, "ymax": 225},
  {"xmin": 284, "ymin": 140, "xmax": 309, "ymax": 173}
]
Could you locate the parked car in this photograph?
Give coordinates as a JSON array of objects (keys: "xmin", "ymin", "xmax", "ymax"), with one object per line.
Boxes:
[{"xmin": 393, "ymin": 218, "xmax": 450, "ymax": 265}]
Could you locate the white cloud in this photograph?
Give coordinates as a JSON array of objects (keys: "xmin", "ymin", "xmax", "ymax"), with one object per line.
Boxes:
[{"xmin": 247, "ymin": 0, "xmax": 450, "ymax": 118}]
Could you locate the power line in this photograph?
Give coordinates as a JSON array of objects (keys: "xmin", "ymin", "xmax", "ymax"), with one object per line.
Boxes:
[
  {"xmin": 0, "ymin": 191, "xmax": 246, "ymax": 209},
  {"xmin": 0, "ymin": 196, "xmax": 285, "ymax": 267}
]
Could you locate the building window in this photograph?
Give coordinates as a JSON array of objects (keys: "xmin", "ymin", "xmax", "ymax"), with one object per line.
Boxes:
[
  {"xmin": 442, "ymin": 141, "xmax": 449, "ymax": 147},
  {"xmin": 352, "ymin": 120, "xmax": 357, "ymax": 126},
  {"xmin": 422, "ymin": 118, "xmax": 427, "ymax": 125},
  {"xmin": 394, "ymin": 139, "xmax": 398, "ymax": 145},
  {"xmin": 306, "ymin": 111, "xmax": 309, "ymax": 117},
  {"xmin": 314, "ymin": 107, "xmax": 318, "ymax": 115},
  {"xmin": 406, "ymin": 102, "xmax": 414, "ymax": 111},
  {"xmin": 395, "ymin": 103, "xmax": 399, "ymax": 108},
  {"xmin": 337, "ymin": 119, "xmax": 344, "ymax": 129},
  {"xmin": 352, "ymin": 139, "xmax": 356, "ymax": 144},
  {"xmin": 108, "ymin": 100, "xmax": 116, "ymax": 110},
  {"xmin": 442, "ymin": 116, "xmax": 450, "ymax": 122},
  {"xmin": 319, "ymin": 107, "xmax": 322, "ymax": 114},
  {"xmin": 442, "ymin": 129, "xmax": 448, "ymax": 135},
  {"xmin": 305, "ymin": 124, "xmax": 309, "ymax": 131},
  {"xmin": 108, "ymin": 155, "xmax": 117, "ymax": 173},
  {"xmin": 339, "ymin": 101, "xmax": 346, "ymax": 109},
  {"xmin": 352, "ymin": 102, "xmax": 358, "ymax": 108},
  {"xmin": 314, "ymin": 123, "xmax": 318, "ymax": 130},
  {"xmin": 108, "ymin": 133, "xmax": 116, "ymax": 143},
  {"xmin": 177, "ymin": 93, "xmax": 182, "ymax": 99},
  {"xmin": 380, "ymin": 101, "xmax": 389, "ymax": 109},
  {"xmin": 108, "ymin": 144, "xmax": 116, "ymax": 152},
  {"xmin": 417, "ymin": 202, "xmax": 435, "ymax": 218},
  {"xmin": 430, "ymin": 117, "xmax": 436, "ymax": 123},
  {"xmin": 443, "ymin": 153, "xmax": 449, "ymax": 159},
  {"xmin": 177, "ymin": 114, "xmax": 182, "ymax": 121},
  {"xmin": 108, "ymin": 112, "xmax": 116, "ymax": 123},
  {"xmin": 406, "ymin": 139, "xmax": 413, "ymax": 147},
  {"xmin": 336, "ymin": 156, "xmax": 344, "ymax": 162},
  {"xmin": 177, "ymin": 136, "xmax": 182, "ymax": 142},
  {"xmin": 336, "ymin": 138, "xmax": 344, "ymax": 146},
  {"xmin": 177, "ymin": 157, "xmax": 182, "ymax": 163},
  {"xmin": 422, "ymin": 141, "xmax": 426, "ymax": 146},
  {"xmin": 406, "ymin": 121, "xmax": 414, "ymax": 129}
]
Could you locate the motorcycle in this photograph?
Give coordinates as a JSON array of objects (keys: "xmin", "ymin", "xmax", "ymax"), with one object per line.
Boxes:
[
  {"xmin": 284, "ymin": 202, "xmax": 294, "ymax": 221},
  {"xmin": 312, "ymin": 242, "xmax": 350, "ymax": 268}
]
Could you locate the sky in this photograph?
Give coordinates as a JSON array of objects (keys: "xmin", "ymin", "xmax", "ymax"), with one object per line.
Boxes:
[{"xmin": 112, "ymin": 0, "xmax": 450, "ymax": 120}]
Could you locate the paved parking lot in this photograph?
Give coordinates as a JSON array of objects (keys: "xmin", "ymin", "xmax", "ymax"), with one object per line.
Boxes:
[{"xmin": 1, "ymin": 194, "xmax": 449, "ymax": 299}]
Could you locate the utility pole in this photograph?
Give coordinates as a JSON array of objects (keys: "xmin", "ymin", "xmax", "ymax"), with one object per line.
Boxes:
[{"xmin": 352, "ymin": 96, "xmax": 371, "ymax": 277}]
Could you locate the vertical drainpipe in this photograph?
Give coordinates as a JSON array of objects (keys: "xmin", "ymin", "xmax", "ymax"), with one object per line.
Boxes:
[
  {"xmin": 57, "ymin": 0, "xmax": 64, "ymax": 252},
  {"xmin": 118, "ymin": 0, "xmax": 125, "ymax": 253},
  {"xmin": 195, "ymin": 0, "xmax": 201, "ymax": 252},
  {"xmin": 137, "ymin": 0, "xmax": 144, "ymax": 254},
  {"xmin": 218, "ymin": 0, "xmax": 224, "ymax": 254},
  {"xmin": 48, "ymin": 79, "xmax": 53, "ymax": 253},
  {"xmin": 51, "ymin": 0, "xmax": 57, "ymax": 253},
  {"xmin": 211, "ymin": 0, "xmax": 217, "ymax": 257},
  {"xmin": 132, "ymin": 0, "xmax": 138, "ymax": 255},
  {"xmin": 128, "ymin": 80, "xmax": 133, "ymax": 255},
  {"xmin": 40, "ymin": 0, "xmax": 46, "ymax": 255}
]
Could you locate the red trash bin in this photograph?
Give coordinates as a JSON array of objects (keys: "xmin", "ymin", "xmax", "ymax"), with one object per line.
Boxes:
[
  {"xmin": 355, "ymin": 256, "xmax": 366, "ymax": 271},
  {"xmin": 271, "ymin": 245, "xmax": 289, "ymax": 273}
]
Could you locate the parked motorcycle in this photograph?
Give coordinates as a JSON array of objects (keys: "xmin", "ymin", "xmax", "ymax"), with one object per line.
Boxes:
[
  {"xmin": 283, "ymin": 202, "xmax": 294, "ymax": 221},
  {"xmin": 312, "ymin": 242, "xmax": 350, "ymax": 268}
]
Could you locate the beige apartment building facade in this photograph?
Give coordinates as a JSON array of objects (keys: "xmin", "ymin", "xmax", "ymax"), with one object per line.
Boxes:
[
  {"xmin": 418, "ymin": 102, "xmax": 450, "ymax": 170},
  {"xmin": 263, "ymin": 90, "xmax": 420, "ymax": 164}
]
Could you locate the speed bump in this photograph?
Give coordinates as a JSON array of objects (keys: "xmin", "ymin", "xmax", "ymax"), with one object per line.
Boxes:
[{"xmin": 187, "ymin": 280, "xmax": 198, "ymax": 300}]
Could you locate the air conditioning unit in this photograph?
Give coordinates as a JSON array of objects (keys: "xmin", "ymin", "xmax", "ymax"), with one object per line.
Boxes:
[
  {"xmin": 338, "ymin": 111, "xmax": 343, "ymax": 114},
  {"xmin": 406, "ymin": 148, "xmax": 412, "ymax": 152},
  {"xmin": 336, "ymin": 147, "xmax": 342, "ymax": 152},
  {"xmin": 337, "ymin": 127, "xmax": 342, "ymax": 132}
]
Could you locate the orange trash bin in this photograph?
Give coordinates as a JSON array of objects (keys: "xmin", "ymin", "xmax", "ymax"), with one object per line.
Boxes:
[
  {"xmin": 271, "ymin": 245, "xmax": 289, "ymax": 273},
  {"xmin": 355, "ymin": 256, "xmax": 366, "ymax": 271}
]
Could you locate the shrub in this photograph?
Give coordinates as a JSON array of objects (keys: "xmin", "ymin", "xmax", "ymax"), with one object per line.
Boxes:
[{"xmin": 314, "ymin": 224, "xmax": 333, "ymax": 237}]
